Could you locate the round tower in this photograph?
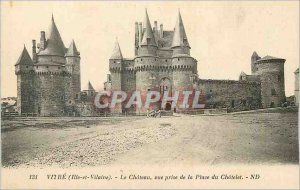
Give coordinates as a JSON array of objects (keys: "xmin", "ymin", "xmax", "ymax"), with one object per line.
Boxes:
[
  {"xmin": 65, "ymin": 40, "xmax": 81, "ymax": 99},
  {"xmin": 135, "ymin": 9, "xmax": 159, "ymax": 113},
  {"xmin": 15, "ymin": 46, "xmax": 36, "ymax": 115},
  {"xmin": 171, "ymin": 11, "xmax": 197, "ymax": 111},
  {"xmin": 34, "ymin": 15, "xmax": 68, "ymax": 116},
  {"xmin": 109, "ymin": 39, "xmax": 123, "ymax": 113},
  {"xmin": 256, "ymin": 56, "xmax": 286, "ymax": 108}
]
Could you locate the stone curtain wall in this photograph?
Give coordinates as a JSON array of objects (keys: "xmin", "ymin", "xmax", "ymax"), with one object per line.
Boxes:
[{"xmin": 197, "ymin": 79, "xmax": 262, "ymax": 111}]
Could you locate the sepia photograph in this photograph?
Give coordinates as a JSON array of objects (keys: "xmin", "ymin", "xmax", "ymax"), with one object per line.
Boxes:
[{"xmin": 1, "ymin": 1, "xmax": 299, "ymax": 189}]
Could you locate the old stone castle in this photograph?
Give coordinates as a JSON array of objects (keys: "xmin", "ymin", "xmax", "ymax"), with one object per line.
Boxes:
[
  {"xmin": 15, "ymin": 15, "xmax": 96, "ymax": 116},
  {"xmin": 15, "ymin": 11, "xmax": 286, "ymax": 116}
]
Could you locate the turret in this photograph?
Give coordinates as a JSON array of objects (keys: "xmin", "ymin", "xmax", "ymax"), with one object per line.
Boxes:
[
  {"xmin": 109, "ymin": 39, "xmax": 123, "ymax": 113},
  {"xmin": 171, "ymin": 11, "xmax": 196, "ymax": 111},
  {"xmin": 251, "ymin": 51, "xmax": 261, "ymax": 74},
  {"xmin": 171, "ymin": 10, "xmax": 190, "ymax": 56},
  {"xmin": 109, "ymin": 39, "xmax": 122, "ymax": 86},
  {"xmin": 15, "ymin": 46, "xmax": 35, "ymax": 115},
  {"xmin": 256, "ymin": 55, "xmax": 286, "ymax": 108},
  {"xmin": 137, "ymin": 9, "xmax": 157, "ymax": 57},
  {"xmin": 134, "ymin": 9, "xmax": 160, "ymax": 113},
  {"xmin": 65, "ymin": 40, "xmax": 81, "ymax": 96},
  {"xmin": 34, "ymin": 15, "xmax": 67, "ymax": 116},
  {"xmin": 38, "ymin": 14, "xmax": 66, "ymax": 58}
]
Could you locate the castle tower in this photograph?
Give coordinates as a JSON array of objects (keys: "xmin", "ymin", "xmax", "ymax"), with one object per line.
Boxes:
[
  {"xmin": 251, "ymin": 51, "xmax": 261, "ymax": 74},
  {"xmin": 138, "ymin": 9, "xmax": 158, "ymax": 57},
  {"xmin": 171, "ymin": 10, "xmax": 190, "ymax": 56},
  {"xmin": 109, "ymin": 39, "xmax": 123, "ymax": 113},
  {"xmin": 34, "ymin": 15, "xmax": 68, "ymax": 116},
  {"xmin": 171, "ymin": 10, "xmax": 197, "ymax": 110},
  {"xmin": 256, "ymin": 56, "xmax": 286, "ymax": 108},
  {"xmin": 15, "ymin": 46, "xmax": 36, "ymax": 115},
  {"xmin": 135, "ymin": 9, "xmax": 159, "ymax": 112},
  {"xmin": 65, "ymin": 40, "xmax": 81, "ymax": 96}
]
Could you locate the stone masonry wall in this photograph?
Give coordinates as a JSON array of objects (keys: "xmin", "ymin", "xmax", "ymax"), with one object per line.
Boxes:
[{"xmin": 197, "ymin": 79, "xmax": 262, "ymax": 111}]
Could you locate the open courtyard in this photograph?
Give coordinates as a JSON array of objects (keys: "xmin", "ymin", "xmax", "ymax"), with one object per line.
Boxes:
[{"xmin": 1, "ymin": 108, "xmax": 298, "ymax": 168}]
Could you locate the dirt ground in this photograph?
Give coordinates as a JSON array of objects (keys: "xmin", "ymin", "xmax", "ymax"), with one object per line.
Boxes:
[{"xmin": 1, "ymin": 109, "xmax": 299, "ymax": 168}]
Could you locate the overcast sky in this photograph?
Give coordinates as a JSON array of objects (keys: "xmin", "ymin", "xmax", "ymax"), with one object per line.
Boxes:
[{"xmin": 1, "ymin": 1, "xmax": 299, "ymax": 97}]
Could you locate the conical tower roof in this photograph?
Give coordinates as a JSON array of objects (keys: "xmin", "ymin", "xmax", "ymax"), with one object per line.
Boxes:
[
  {"xmin": 38, "ymin": 15, "xmax": 66, "ymax": 56},
  {"xmin": 252, "ymin": 51, "xmax": 259, "ymax": 57},
  {"xmin": 110, "ymin": 39, "xmax": 123, "ymax": 60},
  {"xmin": 140, "ymin": 9, "xmax": 157, "ymax": 46},
  {"xmin": 15, "ymin": 45, "xmax": 33, "ymax": 65},
  {"xmin": 65, "ymin": 40, "xmax": 80, "ymax": 57},
  {"xmin": 171, "ymin": 10, "xmax": 190, "ymax": 48},
  {"xmin": 88, "ymin": 81, "xmax": 95, "ymax": 91}
]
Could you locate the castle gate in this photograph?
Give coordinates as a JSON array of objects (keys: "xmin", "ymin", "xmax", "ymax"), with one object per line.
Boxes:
[{"xmin": 159, "ymin": 77, "xmax": 172, "ymax": 111}]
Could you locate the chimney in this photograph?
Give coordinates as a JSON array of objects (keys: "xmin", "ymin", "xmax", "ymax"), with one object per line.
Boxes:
[
  {"xmin": 138, "ymin": 22, "xmax": 142, "ymax": 46},
  {"xmin": 154, "ymin": 21, "xmax": 158, "ymax": 31},
  {"xmin": 32, "ymin": 40, "xmax": 37, "ymax": 63},
  {"xmin": 40, "ymin": 31, "xmax": 46, "ymax": 50},
  {"xmin": 160, "ymin": 24, "xmax": 163, "ymax": 38},
  {"xmin": 135, "ymin": 22, "xmax": 139, "ymax": 48}
]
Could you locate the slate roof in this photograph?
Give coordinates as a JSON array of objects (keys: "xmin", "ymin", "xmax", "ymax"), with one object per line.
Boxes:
[
  {"xmin": 257, "ymin": 55, "xmax": 285, "ymax": 61},
  {"xmin": 38, "ymin": 15, "xmax": 66, "ymax": 56},
  {"xmin": 65, "ymin": 40, "xmax": 80, "ymax": 57},
  {"xmin": 140, "ymin": 9, "xmax": 157, "ymax": 46},
  {"xmin": 110, "ymin": 40, "xmax": 123, "ymax": 60},
  {"xmin": 15, "ymin": 46, "xmax": 33, "ymax": 65},
  {"xmin": 171, "ymin": 11, "xmax": 190, "ymax": 48},
  {"xmin": 159, "ymin": 31, "xmax": 174, "ymax": 48},
  {"xmin": 88, "ymin": 81, "xmax": 95, "ymax": 91}
]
